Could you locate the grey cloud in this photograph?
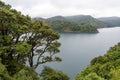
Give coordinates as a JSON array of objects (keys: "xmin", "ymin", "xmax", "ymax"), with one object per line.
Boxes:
[{"xmin": 2, "ymin": 0, "xmax": 120, "ymax": 18}]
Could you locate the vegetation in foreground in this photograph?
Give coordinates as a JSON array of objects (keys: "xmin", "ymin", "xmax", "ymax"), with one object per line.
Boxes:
[
  {"xmin": 40, "ymin": 66, "xmax": 69, "ymax": 80},
  {"xmin": 0, "ymin": 1, "xmax": 69, "ymax": 80},
  {"xmin": 75, "ymin": 43, "xmax": 120, "ymax": 80}
]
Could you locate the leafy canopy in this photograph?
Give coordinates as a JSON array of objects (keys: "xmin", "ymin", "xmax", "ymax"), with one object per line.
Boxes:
[{"xmin": 0, "ymin": 1, "xmax": 62, "ymax": 80}]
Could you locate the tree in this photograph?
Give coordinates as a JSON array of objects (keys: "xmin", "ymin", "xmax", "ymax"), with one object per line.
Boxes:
[
  {"xmin": 0, "ymin": 3, "xmax": 33, "ymax": 75},
  {"xmin": 0, "ymin": 1, "xmax": 61, "ymax": 79},
  {"xmin": 26, "ymin": 20, "xmax": 61, "ymax": 69},
  {"xmin": 40, "ymin": 66, "xmax": 69, "ymax": 80}
]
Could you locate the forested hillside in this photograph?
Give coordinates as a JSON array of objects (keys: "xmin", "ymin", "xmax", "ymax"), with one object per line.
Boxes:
[
  {"xmin": 34, "ymin": 15, "xmax": 99, "ymax": 33},
  {"xmin": 35, "ymin": 15, "xmax": 120, "ymax": 33},
  {"xmin": 47, "ymin": 20, "xmax": 98, "ymax": 33},
  {"xmin": 75, "ymin": 43, "xmax": 120, "ymax": 80}
]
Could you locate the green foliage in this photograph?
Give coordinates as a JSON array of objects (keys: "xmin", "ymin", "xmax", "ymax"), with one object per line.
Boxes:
[
  {"xmin": 0, "ymin": 1, "xmax": 31, "ymax": 75},
  {"xmin": 0, "ymin": 1, "xmax": 11, "ymax": 9},
  {"xmin": 0, "ymin": 1, "xmax": 62, "ymax": 80},
  {"xmin": 85, "ymin": 73, "xmax": 104, "ymax": 80},
  {"xmin": 90, "ymin": 56, "xmax": 106, "ymax": 65},
  {"xmin": 40, "ymin": 66, "xmax": 69, "ymax": 80},
  {"xmin": 75, "ymin": 42, "xmax": 120, "ymax": 80},
  {"xmin": 15, "ymin": 42, "xmax": 32, "ymax": 54},
  {"xmin": 13, "ymin": 69, "xmax": 33, "ymax": 80},
  {"xmin": 0, "ymin": 60, "xmax": 39, "ymax": 80},
  {"xmin": 13, "ymin": 67, "xmax": 39, "ymax": 80},
  {"xmin": 76, "ymin": 72, "xmax": 104, "ymax": 80},
  {"xmin": 0, "ymin": 58, "xmax": 14, "ymax": 80},
  {"xmin": 109, "ymin": 67, "xmax": 120, "ymax": 80}
]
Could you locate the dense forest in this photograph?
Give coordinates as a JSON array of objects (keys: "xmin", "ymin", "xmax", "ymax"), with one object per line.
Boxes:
[
  {"xmin": 75, "ymin": 43, "xmax": 120, "ymax": 80},
  {"xmin": 0, "ymin": 1, "xmax": 69, "ymax": 80}
]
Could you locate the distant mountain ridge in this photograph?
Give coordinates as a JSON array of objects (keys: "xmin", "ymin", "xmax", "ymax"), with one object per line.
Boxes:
[
  {"xmin": 98, "ymin": 17, "xmax": 120, "ymax": 27},
  {"xmin": 33, "ymin": 15, "xmax": 120, "ymax": 33},
  {"xmin": 34, "ymin": 15, "xmax": 109, "ymax": 28}
]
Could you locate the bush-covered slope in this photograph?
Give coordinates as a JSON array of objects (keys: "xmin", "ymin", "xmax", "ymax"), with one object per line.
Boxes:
[{"xmin": 75, "ymin": 43, "xmax": 120, "ymax": 80}]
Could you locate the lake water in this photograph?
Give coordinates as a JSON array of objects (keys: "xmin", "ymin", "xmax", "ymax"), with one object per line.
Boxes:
[{"xmin": 37, "ymin": 27, "xmax": 120, "ymax": 80}]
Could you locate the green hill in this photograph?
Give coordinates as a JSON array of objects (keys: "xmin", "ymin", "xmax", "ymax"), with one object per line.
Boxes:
[
  {"xmin": 34, "ymin": 15, "xmax": 120, "ymax": 31},
  {"xmin": 34, "ymin": 15, "xmax": 99, "ymax": 33},
  {"xmin": 75, "ymin": 43, "xmax": 120, "ymax": 80},
  {"xmin": 65, "ymin": 15, "xmax": 108, "ymax": 28}
]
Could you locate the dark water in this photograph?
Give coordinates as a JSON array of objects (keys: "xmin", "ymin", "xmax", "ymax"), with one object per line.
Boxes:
[{"xmin": 36, "ymin": 27, "xmax": 120, "ymax": 80}]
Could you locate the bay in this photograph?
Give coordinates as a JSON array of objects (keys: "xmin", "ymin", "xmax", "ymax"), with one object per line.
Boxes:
[{"xmin": 36, "ymin": 27, "xmax": 120, "ymax": 80}]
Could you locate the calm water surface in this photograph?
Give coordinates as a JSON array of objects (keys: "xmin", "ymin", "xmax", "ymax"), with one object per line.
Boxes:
[{"xmin": 37, "ymin": 27, "xmax": 120, "ymax": 80}]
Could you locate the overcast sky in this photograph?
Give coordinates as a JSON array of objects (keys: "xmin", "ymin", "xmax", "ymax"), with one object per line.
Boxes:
[{"xmin": 2, "ymin": 0, "xmax": 120, "ymax": 18}]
